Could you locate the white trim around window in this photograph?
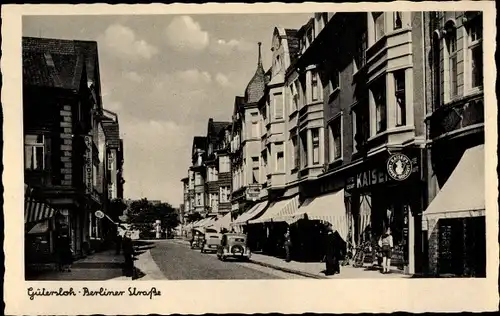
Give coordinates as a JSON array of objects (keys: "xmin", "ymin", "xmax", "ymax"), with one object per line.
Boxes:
[{"xmin": 328, "ymin": 112, "xmax": 343, "ymax": 163}]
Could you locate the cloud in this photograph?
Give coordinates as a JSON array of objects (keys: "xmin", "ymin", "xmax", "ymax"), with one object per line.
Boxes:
[
  {"xmin": 165, "ymin": 16, "xmax": 209, "ymax": 51},
  {"xmin": 215, "ymin": 73, "xmax": 230, "ymax": 87},
  {"xmin": 210, "ymin": 38, "xmax": 254, "ymax": 55},
  {"xmin": 175, "ymin": 69, "xmax": 212, "ymax": 85},
  {"xmin": 100, "ymin": 24, "xmax": 158, "ymax": 60},
  {"xmin": 124, "ymin": 71, "xmax": 144, "ymax": 83}
]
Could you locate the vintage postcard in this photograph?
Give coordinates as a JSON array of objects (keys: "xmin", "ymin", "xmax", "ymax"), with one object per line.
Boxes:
[{"xmin": 2, "ymin": 2, "xmax": 498, "ymax": 315}]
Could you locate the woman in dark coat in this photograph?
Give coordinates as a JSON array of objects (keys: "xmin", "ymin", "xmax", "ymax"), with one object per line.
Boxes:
[
  {"xmin": 56, "ymin": 233, "xmax": 73, "ymax": 272},
  {"xmin": 122, "ymin": 231, "xmax": 134, "ymax": 277},
  {"xmin": 324, "ymin": 223, "xmax": 341, "ymax": 276}
]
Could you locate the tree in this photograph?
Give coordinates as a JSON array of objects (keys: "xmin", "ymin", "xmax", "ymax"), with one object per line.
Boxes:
[
  {"xmin": 127, "ymin": 198, "xmax": 180, "ymax": 235},
  {"xmin": 153, "ymin": 202, "xmax": 180, "ymax": 234},
  {"xmin": 108, "ymin": 199, "xmax": 128, "ymax": 222}
]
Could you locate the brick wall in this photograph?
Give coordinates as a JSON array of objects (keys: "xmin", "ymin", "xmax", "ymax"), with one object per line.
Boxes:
[{"xmin": 60, "ymin": 104, "xmax": 73, "ymax": 186}]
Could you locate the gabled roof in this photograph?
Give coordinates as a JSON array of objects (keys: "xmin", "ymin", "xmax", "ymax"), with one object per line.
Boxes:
[
  {"xmin": 192, "ymin": 136, "xmax": 207, "ymax": 151},
  {"xmin": 22, "ymin": 37, "xmax": 100, "ymax": 91},
  {"xmin": 284, "ymin": 29, "xmax": 300, "ymax": 64}
]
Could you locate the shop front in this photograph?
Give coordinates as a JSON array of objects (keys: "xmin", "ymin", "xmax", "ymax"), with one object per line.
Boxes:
[{"xmin": 345, "ymin": 148, "xmax": 424, "ymax": 274}]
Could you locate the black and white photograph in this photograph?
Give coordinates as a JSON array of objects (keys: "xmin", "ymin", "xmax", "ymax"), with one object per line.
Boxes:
[{"xmin": 2, "ymin": 2, "xmax": 498, "ymax": 315}]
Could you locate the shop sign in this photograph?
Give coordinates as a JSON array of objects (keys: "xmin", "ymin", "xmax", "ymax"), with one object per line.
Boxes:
[
  {"xmin": 246, "ymin": 186, "xmax": 260, "ymax": 200},
  {"xmin": 387, "ymin": 153, "xmax": 413, "ymax": 181},
  {"xmin": 350, "ymin": 167, "xmax": 391, "ymax": 190},
  {"xmin": 84, "ymin": 136, "xmax": 93, "ymax": 194}
]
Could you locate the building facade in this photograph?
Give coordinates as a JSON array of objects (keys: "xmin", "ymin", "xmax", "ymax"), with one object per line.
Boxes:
[
  {"xmin": 230, "ymin": 43, "xmax": 270, "ymax": 218},
  {"xmin": 23, "ymin": 37, "xmax": 124, "ymax": 266},
  {"xmin": 422, "ymin": 11, "xmax": 485, "ymax": 277}
]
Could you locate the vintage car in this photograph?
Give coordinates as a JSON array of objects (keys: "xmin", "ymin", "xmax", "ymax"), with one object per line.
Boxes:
[
  {"xmin": 200, "ymin": 228, "xmax": 221, "ymax": 253},
  {"xmin": 190, "ymin": 229, "xmax": 204, "ymax": 249},
  {"xmin": 216, "ymin": 233, "xmax": 251, "ymax": 261}
]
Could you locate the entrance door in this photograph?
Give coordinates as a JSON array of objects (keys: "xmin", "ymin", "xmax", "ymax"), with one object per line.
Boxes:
[{"xmin": 438, "ymin": 218, "xmax": 464, "ymax": 276}]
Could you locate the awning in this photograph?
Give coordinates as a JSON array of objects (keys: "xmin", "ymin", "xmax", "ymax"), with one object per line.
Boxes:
[
  {"xmin": 424, "ymin": 145, "xmax": 485, "ymax": 219},
  {"xmin": 287, "ymin": 190, "xmax": 349, "ymax": 242},
  {"xmin": 231, "ymin": 201, "xmax": 268, "ymax": 226},
  {"xmin": 25, "ymin": 196, "xmax": 56, "ymax": 224},
  {"xmin": 211, "ymin": 212, "xmax": 232, "ymax": 231},
  {"xmin": 27, "ymin": 219, "xmax": 50, "ymax": 234},
  {"xmin": 248, "ymin": 196, "xmax": 299, "ymax": 224},
  {"xmin": 203, "ymin": 217, "xmax": 217, "ymax": 228}
]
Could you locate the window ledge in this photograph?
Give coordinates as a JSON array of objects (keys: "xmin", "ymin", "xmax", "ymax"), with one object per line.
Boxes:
[
  {"xmin": 367, "ymin": 125, "xmax": 415, "ymax": 143},
  {"xmin": 328, "ymin": 87, "xmax": 340, "ymax": 103},
  {"xmin": 328, "ymin": 157, "xmax": 343, "ymax": 167}
]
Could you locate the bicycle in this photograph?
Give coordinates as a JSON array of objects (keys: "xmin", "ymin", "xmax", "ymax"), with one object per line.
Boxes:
[{"xmin": 352, "ymin": 241, "xmax": 372, "ymax": 268}]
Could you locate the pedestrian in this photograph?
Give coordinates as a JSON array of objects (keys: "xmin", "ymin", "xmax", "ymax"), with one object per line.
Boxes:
[
  {"xmin": 122, "ymin": 231, "xmax": 135, "ymax": 277},
  {"xmin": 324, "ymin": 223, "xmax": 341, "ymax": 276},
  {"xmin": 115, "ymin": 226, "xmax": 123, "ymax": 255},
  {"xmin": 284, "ymin": 228, "xmax": 292, "ymax": 262},
  {"xmin": 56, "ymin": 233, "xmax": 73, "ymax": 272},
  {"xmin": 378, "ymin": 227, "xmax": 394, "ymax": 273}
]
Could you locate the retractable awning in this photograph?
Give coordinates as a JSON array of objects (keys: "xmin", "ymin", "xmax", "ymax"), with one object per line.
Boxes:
[
  {"xmin": 203, "ymin": 217, "xmax": 218, "ymax": 228},
  {"xmin": 25, "ymin": 196, "xmax": 56, "ymax": 224},
  {"xmin": 211, "ymin": 212, "xmax": 232, "ymax": 231},
  {"xmin": 248, "ymin": 196, "xmax": 299, "ymax": 224},
  {"xmin": 231, "ymin": 201, "xmax": 268, "ymax": 226},
  {"xmin": 286, "ymin": 189, "xmax": 348, "ymax": 242},
  {"xmin": 424, "ymin": 145, "xmax": 485, "ymax": 219}
]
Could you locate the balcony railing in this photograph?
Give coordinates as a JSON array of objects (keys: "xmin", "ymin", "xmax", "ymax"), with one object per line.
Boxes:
[{"xmin": 429, "ymin": 93, "xmax": 484, "ymax": 139}]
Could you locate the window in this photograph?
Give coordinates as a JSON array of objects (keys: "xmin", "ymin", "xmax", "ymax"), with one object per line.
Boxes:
[
  {"xmin": 277, "ymin": 151, "xmax": 285, "ymax": 172},
  {"xmin": 307, "ymin": 27, "xmax": 314, "ymax": 46},
  {"xmin": 300, "ymin": 131, "xmax": 308, "ymax": 168},
  {"xmin": 394, "ymin": 71, "xmax": 406, "ymax": 126},
  {"xmin": 195, "ymin": 173, "xmax": 202, "ymax": 185},
  {"xmin": 445, "ymin": 23, "xmax": 458, "ymax": 98},
  {"xmin": 196, "ymin": 193, "xmax": 202, "ymax": 206},
  {"xmin": 329, "ymin": 68, "xmax": 340, "ymax": 93},
  {"xmin": 467, "ymin": 16, "xmax": 483, "ymax": 89},
  {"xmin": 374, "ymin": 13, "xmax": 385, "ymax": 42},
  {"xmin": 219, "ymin": 156, "xmax": 230, "ymax": 173},
  {"xmin": 329, "ymin": 117, "xmax": 342, "ymax": 161},
  {"xmin": 312, "ymin": 71, "xmax": 320, "ymax": 101},
  {"xmin": 354, "ymin": 31, "xmax": 367, "ymax": 70},
  {"xmin": 252, "ymin": 157, "xmax": 259, "ymax": 183},
  {"xmin": 290, "ymin": 82, "xmax": 299, "ymax": 113},
  {"xmin": 274, "ymin": 92, "xmax": 284, "ymax": 119},
  {"xmin": 312, "ymin": 128, "xmax": 320, "ymax": 165},
  {"xmin": 24, "ymin": 134, "xmax": 45, "ymax": 170},
  {"xmin": 293, "ymin": 137, "xmax": 299, "ymax": 169},
  {"xmin": 432, "ymin": 32, "xmax": 441, "ymax": 109},
  {"xmin": 372, "ymin": 78, "xmax": 387, "ymax": 133},
  {"xmin": 252, "ymin": 121, "xmax": 259, "ymax": 138},
  {"xmin": 393, "ymin": 12, "xmax": 403, "ymax": 30},
  {"xmin": 220, "ymin": 187, "xmax": 230, "ymax": 203},
  {"xmin": 352, "ymin": 106, "xmax": 370, "ymax": 151}
]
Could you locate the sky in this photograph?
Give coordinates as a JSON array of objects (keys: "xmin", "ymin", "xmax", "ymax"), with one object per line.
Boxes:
[{"xmin": 23, "ymin": 13, "xmax": 311, "ymax": 206}]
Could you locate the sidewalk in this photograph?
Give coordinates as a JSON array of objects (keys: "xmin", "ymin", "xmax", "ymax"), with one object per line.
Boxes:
[
  {"xmin": 249, "ymin": 253, "xmax": 411, "ymax": 279},
  {"xmin": 27, "ymin": 245, "xmax": 165, "ymax": 281},
  {"xmin": 172, "ymin": 238, "xmax": 409, "ymax": 279}
]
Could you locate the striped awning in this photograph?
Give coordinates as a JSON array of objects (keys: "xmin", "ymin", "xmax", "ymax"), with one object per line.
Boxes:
[
  {"xmin": 25, "ymin": 196, "xmax": 56, "ymax": 224},
  {"xmin": 286, "ymin": 189, "xmax": 349, "ymax": 242},
  {"xmin": 231, "ymin": 201, "xmax": 268, "ymax": 226},
  {"xmin": 248, "ymin": 196, "xmax": 299, "ymax": 224}
]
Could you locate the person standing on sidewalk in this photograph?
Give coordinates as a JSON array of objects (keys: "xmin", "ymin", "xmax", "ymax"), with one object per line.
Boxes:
[
  {"xmin": 324, "ymin": 223, "xmax": 341, "ymax": 276},
  {"xmin": 284, "ymin": 228, "xmax": 292, "ymax": 262},
  {"xmin": 56, "ymin": 233, "xmax": 73, "ymax": 272},
  {"xmin": 115, "ymin": 226, "xmax": 123, "ymax": 255},
  {"xmin": 378, "ymin": 228, "xmax": 394, "ymax": 274},
  {"xmin": 122, "ymin": 231, "xmax": 134, "ymax": 277}
]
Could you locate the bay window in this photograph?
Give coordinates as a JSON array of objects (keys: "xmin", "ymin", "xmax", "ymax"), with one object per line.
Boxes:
[
  {"xmin": 252, "ymin": 157, "xmax": 259, "ymax": 183},
  {"xmin": 393, "ymin": 12, "xmax": 403, "ymax": 30},
  {"xmin": 312, "ymin": 128, "xmax": 320, "ymax": 165},
  {"xmin": 299, "ymin": 131, "xmax": 308, "ymax": 168},
  {"xmin": 354, "ymin": 31, "xmax": 367, "ymax": 71},
  {"xmin": 311, "ymin": 71, "xmax": 320, "ymax": 101},
  {"xmin": 24, "ymin": 134, "xmax": 45, "ymax": 170},
  {"xmin": 467, "ymin": 15, "xmax": 483, "ymax": 89},
  {"xmin": 445, "ymin": 22, "xmax": 458, "ymax": 99},
  {"xmin": 394, "ymin": 70, "xmax": 406, "ymax": 126},
  {"xmin": 274, "ymin": 92, "xmax": 284, "ymax": 119},
  {"xmin": 374, "ymin": 12, "xmax": 385, "ymax": 42},
  {"xmin": 277, "ymin": 151, "xmax": 285, "ymax": 172},
  {"xmin": 372, "ymin": 78, "xmax": 387, "ymax": 133},
  {"xmin": 328, "ymin": 116, "xmax": 342, "ymax": 162}
]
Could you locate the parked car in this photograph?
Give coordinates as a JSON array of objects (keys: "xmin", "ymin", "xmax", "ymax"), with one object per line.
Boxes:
[
  {"xmin": 217, "ymin": 233, "xmax": 251, "ymax": 261},
  {"xmin": 190, "ymin": 229, "xmax": 204, "ymax": 249},
  {"xmin": 201, "ymin": 228, "xmax": 221, "ymax": 253}
]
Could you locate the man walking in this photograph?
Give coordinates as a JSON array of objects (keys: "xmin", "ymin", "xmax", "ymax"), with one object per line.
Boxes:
[
  {"xmin": 324, "ymin": 223, "xmax": 341, "ymax": 276},
  {"xmin": 122, "ymin": 231, "xmax": 134, "ymax": 277},
  {"xmin": 284, "ymin": 228, "xmax": 292, "ymax": 262}
]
